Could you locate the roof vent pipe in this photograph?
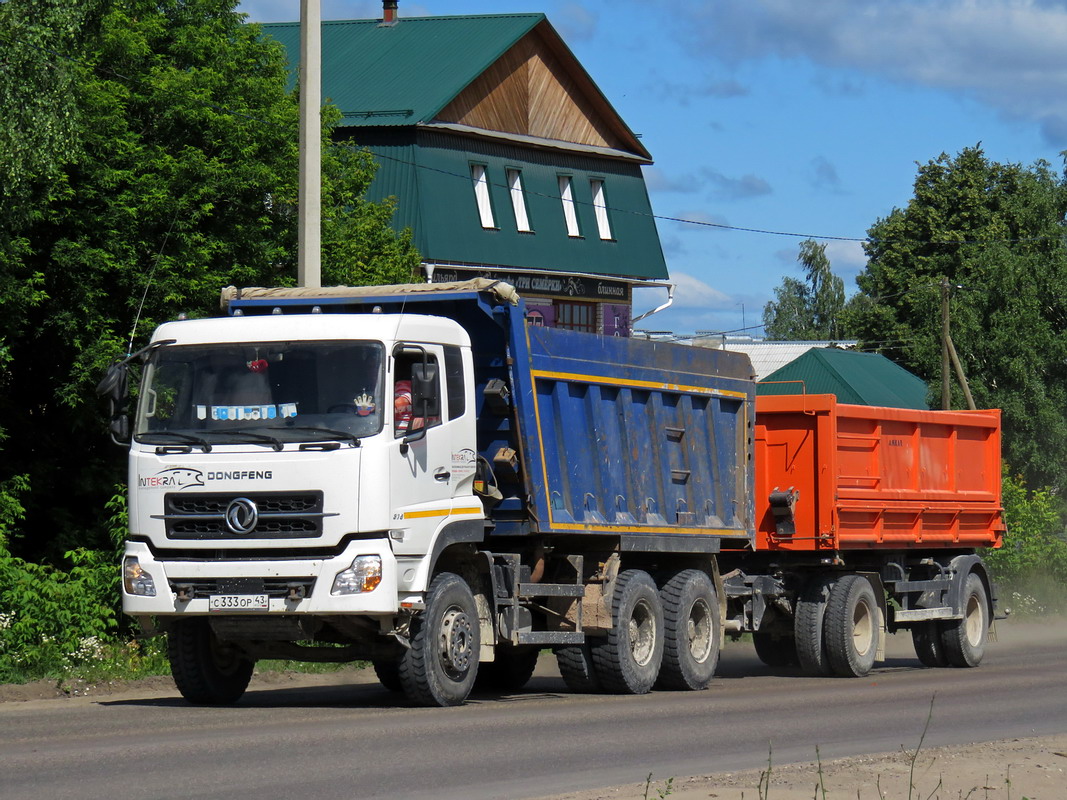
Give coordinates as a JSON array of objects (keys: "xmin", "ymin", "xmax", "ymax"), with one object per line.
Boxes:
[{"xmin": 383, "ymin": 1, "xmax": 398, "ymax": 24}]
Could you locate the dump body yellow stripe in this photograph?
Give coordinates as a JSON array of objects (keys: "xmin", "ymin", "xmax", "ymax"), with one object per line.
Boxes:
[{"xmin": 530, "ymin": 369, "xmax": 747, "ymax": 399}]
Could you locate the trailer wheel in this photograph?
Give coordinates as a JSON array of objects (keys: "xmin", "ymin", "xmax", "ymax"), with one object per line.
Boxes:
[
  {"xmin": 556, "ymin": 644, "xmax": 602, "ymax": 693},
  {"xmin": 656, "ymin": 569, "xmax": 720, "ymax": 690},
  {"xmin": 794, "ymin": 575, "xmax": 835, "ymax": 676},
  {"xmin": 753, "ymin": 632, "xmax": 798, "ymax": 667},
  {"xmin": 910, "ymin": 622, "xmax": 948, "ymax": 668},
  {"xmin": 167, "ymin": 618, "xmax": 254, "ymax": 705},
  {"xmin": 591, "ymin": 569, "xmax": 664, "ymax": 694},
  {"xmin": 476, "ymin": 646, "xmax": 540, "ymax": 693},
  {"xmin": 824, "ymin": 574, "xmax": 878, "ymax": 678},
  {"xmin": 399, "ymin": 572, "xmax": 480, "ymax": 706},
  {"xmin": 372, "ymin": 659, "xmax": 403, "ymax": 692},
  {"xmin": 940, "ymin": 572, "xmax": 988, "ymax": 668}
]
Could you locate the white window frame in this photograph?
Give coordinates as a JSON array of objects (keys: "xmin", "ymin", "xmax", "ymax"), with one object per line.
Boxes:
[
  {"xmin": 470, "ymin": 164, "xmax": 496, "ymax": 229},
  {"xmin": 558, "ymin": 175, "xmax": 581, "ymax": 238},
  {"xmin": 590, "ymin": 178, "xmax": 613, "ymax": 240},
  {"xmin": 507, "ymin": 168, "xmax": 532, "ymax": 232}
]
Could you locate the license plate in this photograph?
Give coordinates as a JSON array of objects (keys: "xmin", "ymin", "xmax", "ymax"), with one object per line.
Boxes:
[{"xmin": 208, "ymin": 594, "xmax": 269, "ymax": 612}]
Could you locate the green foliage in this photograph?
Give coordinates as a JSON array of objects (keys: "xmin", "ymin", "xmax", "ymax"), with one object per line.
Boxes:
[
  {"xmin": 0, "ymin": 545, "xmax": 119, "ymax": 683},
  {"xmin": 763, "ymin": 239, "xmax": 847, "ymax": 340},
  {"xmin": 847, "ymin": 146, "xmax": 1067, "ymax": 492},
  {"xmin": 0, "ymin": 0, "xmax": 420, "ymax": 563},
  {"xmin": 984, "ymin": 468, "xmax": 1067, "ymax": 602}
]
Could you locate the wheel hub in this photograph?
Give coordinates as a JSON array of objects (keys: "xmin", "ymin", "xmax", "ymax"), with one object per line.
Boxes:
[{"xmin": 439, "ymin": 607, "xmax": 474, "ymax": 677}]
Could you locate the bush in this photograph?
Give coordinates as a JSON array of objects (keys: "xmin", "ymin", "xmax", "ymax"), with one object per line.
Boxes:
[{"xmin": 983, "ymin": 468, "xmax": 1067, "ymax": 613}]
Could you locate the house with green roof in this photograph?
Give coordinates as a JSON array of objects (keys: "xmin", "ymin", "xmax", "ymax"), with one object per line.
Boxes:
[
  {"xmin": 757, "ymin": 348, "xmax": 930, "ymax": 409},
  {"xmin": 263, "ymin": 5, "xmax": 668, "ymax": 335}
]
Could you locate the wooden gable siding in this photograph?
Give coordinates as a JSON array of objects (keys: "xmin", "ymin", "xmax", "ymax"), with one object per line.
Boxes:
[{"xmin": 435, "ymin": 31, "xmax": 626, "ymax": 151}]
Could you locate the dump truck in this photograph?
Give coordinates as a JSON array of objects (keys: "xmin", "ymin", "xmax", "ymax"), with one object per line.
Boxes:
[{"xmin": 98, "ymin": 280, "xmax": 1003, "ymax": 706}]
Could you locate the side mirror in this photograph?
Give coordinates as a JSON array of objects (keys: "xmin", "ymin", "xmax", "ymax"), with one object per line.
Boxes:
[
  {"xmin": 97, "ymin": 362, "xmax": 131, "ymax": 445},
  {"xmin": 410, "ymin": 362, "xmax": 440, "ymax": 418}
]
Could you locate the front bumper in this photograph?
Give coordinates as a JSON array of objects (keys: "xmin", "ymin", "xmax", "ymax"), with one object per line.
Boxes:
[{"xmin": 121, "ymin": 538, "xmax": 400, "ymax": 616}]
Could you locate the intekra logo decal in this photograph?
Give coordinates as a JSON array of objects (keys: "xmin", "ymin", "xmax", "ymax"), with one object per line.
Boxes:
[{"xmin": 139, "ymin": 467, "xmax": 205, "ymax": 490}]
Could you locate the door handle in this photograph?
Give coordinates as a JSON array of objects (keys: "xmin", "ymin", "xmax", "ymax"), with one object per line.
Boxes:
[{"xmin": 434, "ymin": 469, "xmax": 451, "ymax": 482}]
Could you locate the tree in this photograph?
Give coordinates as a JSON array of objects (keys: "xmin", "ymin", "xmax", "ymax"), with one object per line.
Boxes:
[
  {"xmin": 762, "ymin": 239, "xmax": 847, "ymax": 340},
  {"xmin": 0, "ymin": 0, "xmax": 420, "ymax": 561},
  {"xmin": 848, "ymin": 146, "xmax": 1067, "ymax": 492}
]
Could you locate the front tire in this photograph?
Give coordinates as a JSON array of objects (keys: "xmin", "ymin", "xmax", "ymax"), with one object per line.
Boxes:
[
  {"xmin": 372, "ymin": 659, "xmax": 403, "ymax": 692},
  {"xmin": 168, "ymin": 618, "xmax": 254, "ymax": 705},
  {"xmin": 753, "ymin": 631, "xmax": 798, "ymax": 667},
  {"xmin": 940, "ymin": 573, "xmax": 989, "ymax": 668},
  {"xmin": 656, "ymin": 569, "xmax": 720, "ymax": 690},
  {"xmin": 399, "ymin": 572, "xmax": 480, "ymax": 707},
  {"xmin": 590, "ymin": 569, "xmax": 664, "ymax": 694},
  {"xmin": 556, "ymin": 643, "xmax": 602, "ymax": 693},
  {"xmin": 824, "ymin": 574, "xmax": 879, "ymax": 678}
]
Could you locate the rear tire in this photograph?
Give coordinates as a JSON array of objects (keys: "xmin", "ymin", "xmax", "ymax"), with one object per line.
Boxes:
[
  {"xmin": 476, "ymin": 646, "xmax": 540, "ymax": 692},
  {"xmin": 794, "ymin": 575, "xmax": 835, "ymax": 676},
  {"xmin": 656, "ymin": 569, "xmax": 720, "ymax": 690},
  {"xmin": 590, "ymin": 569, "xmax": 664, "ymax": 694},
  {"xmin": 753, "ymin": 631, "xmax": 798, "ymax": 667},
  {"xmin": 940, "ymin": 573, "xmax": 989, "ymax": 668},
  {"xmin": 824, "ymin": 575, "xmax": 879, "ymax": 678},
  {"xmin": 911, "ymin": 622, "xmax": 948, "ymax": 668},
  {"xmin": 168, "ymin": 618, "xmax": 254, "ymax": 705},
  {"xmin": 556, "ymin": 644, "xmax": 602, "ymax": 693},
  {"xmin": 399, "ymin": 572, "xmax": 480, "ymax": 707}
]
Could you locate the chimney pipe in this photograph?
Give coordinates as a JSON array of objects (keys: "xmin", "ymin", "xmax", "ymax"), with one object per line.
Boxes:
[{"xmin": 383, "ymin": 1, "xmax": 397, "ymax": 23}]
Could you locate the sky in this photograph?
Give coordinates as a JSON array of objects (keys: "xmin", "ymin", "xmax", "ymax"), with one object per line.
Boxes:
[{"xmin": 237, "ymin": 0, "xmax": 1067, "ymax": 336}]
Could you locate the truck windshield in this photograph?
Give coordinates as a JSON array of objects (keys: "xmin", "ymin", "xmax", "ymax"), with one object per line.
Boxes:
[{"xmin": 134, "ymin": 340, "xmax": 384, "ymax": 444}]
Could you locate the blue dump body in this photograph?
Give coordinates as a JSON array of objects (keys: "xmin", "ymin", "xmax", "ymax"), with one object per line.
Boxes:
[{"xmin": 227, "ymin": 282, "xmax": 757, "ymax": 551}]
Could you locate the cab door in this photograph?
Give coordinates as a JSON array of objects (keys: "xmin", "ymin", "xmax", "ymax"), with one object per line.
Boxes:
[{"xmin": 389, "ymin": 343, "xmax": 476, "ymax": 555}]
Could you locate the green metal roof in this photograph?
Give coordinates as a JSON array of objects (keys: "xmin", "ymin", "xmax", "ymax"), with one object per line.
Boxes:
[
  {"xmin": 261, "ymin": 15, "xmax": 545, "ymax": 127},
  {"xmin": 757, "ymin": 348, "xmax": 929, "ymax": 409}
]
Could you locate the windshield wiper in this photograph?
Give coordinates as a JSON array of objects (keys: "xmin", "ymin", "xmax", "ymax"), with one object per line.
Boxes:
[
  {"xmin": 211, "ymin": 428, "xmax": 285, "ymax": 452},
  {"xmin": 282, "ymin": 425, "xmax": 361, "ymax": 447},
  {"xmin": 135, "ymin": 431, "xmax": 212, "ymax": 452}
]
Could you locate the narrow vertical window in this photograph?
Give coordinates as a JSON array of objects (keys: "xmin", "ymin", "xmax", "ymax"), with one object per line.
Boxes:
[
  {"xmin": 590, "ymin": 179, "xmax": 612, "ymax": 240},
  {"xmin": 470, "ymin": 164, "xmax": 495, "ymax": 229},
  {"xmin": 507, "ymin": 168, "xmax": 532, "ymax": 232},
  {"xmin": 558, "ymin": 175, "xmax": 580, "ymax": 237}
]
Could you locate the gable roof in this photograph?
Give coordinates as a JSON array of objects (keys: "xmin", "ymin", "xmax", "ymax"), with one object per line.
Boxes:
[
  {"xmin": 260, "ymin": 14, "xmax": 651, "ymax": 160},
  {"xmin": 757, "ymin": 348, "xmax": 929, "ymax": 409}
]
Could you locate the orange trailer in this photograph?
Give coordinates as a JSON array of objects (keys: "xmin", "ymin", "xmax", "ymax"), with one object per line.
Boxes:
[{"xmin": 749, "ymin": 394, "xmax": 1004, "ymax": 553}]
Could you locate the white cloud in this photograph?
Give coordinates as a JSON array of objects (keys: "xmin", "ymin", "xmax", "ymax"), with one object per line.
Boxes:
[
  {"xmin": 823, "ymin": 239, "xmax": 867, "ymax": 275},
  {"xmin": 554, "ymin": 2, "xmax": 599, "ymax": 42},
  {"xmin": 665, "ymin": 271, "xmax": 734, "ymax": 310},
  {"xmin": 667, "ymin": 0, "xmax": 1067, "ymax": 145}
]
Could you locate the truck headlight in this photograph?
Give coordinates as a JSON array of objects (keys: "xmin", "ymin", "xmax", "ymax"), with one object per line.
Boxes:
[
  {"xmin": 123, "ymin": 556, "xmax": 157, "ymax": 597},
  {"xmin": 332, "ymin": 555, "xmax": 383, "ymax": 595}
]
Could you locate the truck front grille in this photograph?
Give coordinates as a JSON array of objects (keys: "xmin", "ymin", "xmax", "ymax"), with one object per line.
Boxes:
[
  {"xmin": 158, "ymin": 491, "xmax": 330, "ymax": 540},
  {"xmin": 168, "ymin": 577, "xmax": 317, "ymax": 599}
]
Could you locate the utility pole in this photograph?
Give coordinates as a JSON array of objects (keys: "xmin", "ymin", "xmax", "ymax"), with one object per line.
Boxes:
[
  {"xmin": 298, "ymin": 0, "xmax": 321, "ymax": 288},
  {"xmin": 941, "ymin": 277, "xmax": 951, "ymax": 409},
  {"xmin": 940, "ymin": 277, "xmax": 977, "ymax": 411}
]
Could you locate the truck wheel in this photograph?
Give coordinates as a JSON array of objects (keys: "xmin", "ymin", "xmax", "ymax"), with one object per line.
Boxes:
[
  {"xmin": 794, "ymin": 575, "xmax": 835, "ymax": 676},
  {"xmin": 910, "ymin": 622, "xmax": 948, "ymax": 668},
  {"xmin": 591, "ymin": 569, "xmax": 664, "ymax": 694},
  {"xmin": 656, "ymin": 569, "xmax": 720, "ymax": 690},
  {"xmin": 824, "ymin": 574, "xmax": 878, "ymax": 678},
  {"xmin": 940, "ymin": 573, "xmax": 988, "ymax": 668},
  {"xmin": 372, "ymin": 659, "xmax": 403, "ymax": 692},
  {"xmin": 753, "ymin": 632, "xmax": 798, "ymax": 667},
  {"xmin": 476, "ymin": 646, "xmax": 540, "ymax": 692},
  {"xmin": 556, "ymin": 644, "xmax": 602, "ymax": 693},
  {"xmin": 399, "ymin": 572, "xmax": 480, "ymax": 707},
  {"xmin": 167, "ymin": 618, "xmax": 254, "ymax": 705}
]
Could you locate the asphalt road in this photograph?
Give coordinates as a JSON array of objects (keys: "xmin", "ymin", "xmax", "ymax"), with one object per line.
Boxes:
[{"xmin": 1, "ymin": 619, "xmax": 1064, "ymax": 800}]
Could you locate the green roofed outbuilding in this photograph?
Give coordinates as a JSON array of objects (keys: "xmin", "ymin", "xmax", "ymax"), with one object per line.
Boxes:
[
  {"xmin": 758, "ymin": 348, "xmax": 929, "ymax": 409},
  {"xmin": 261, "ymin": 8, "xmax": 668, "ymax": 335}
]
